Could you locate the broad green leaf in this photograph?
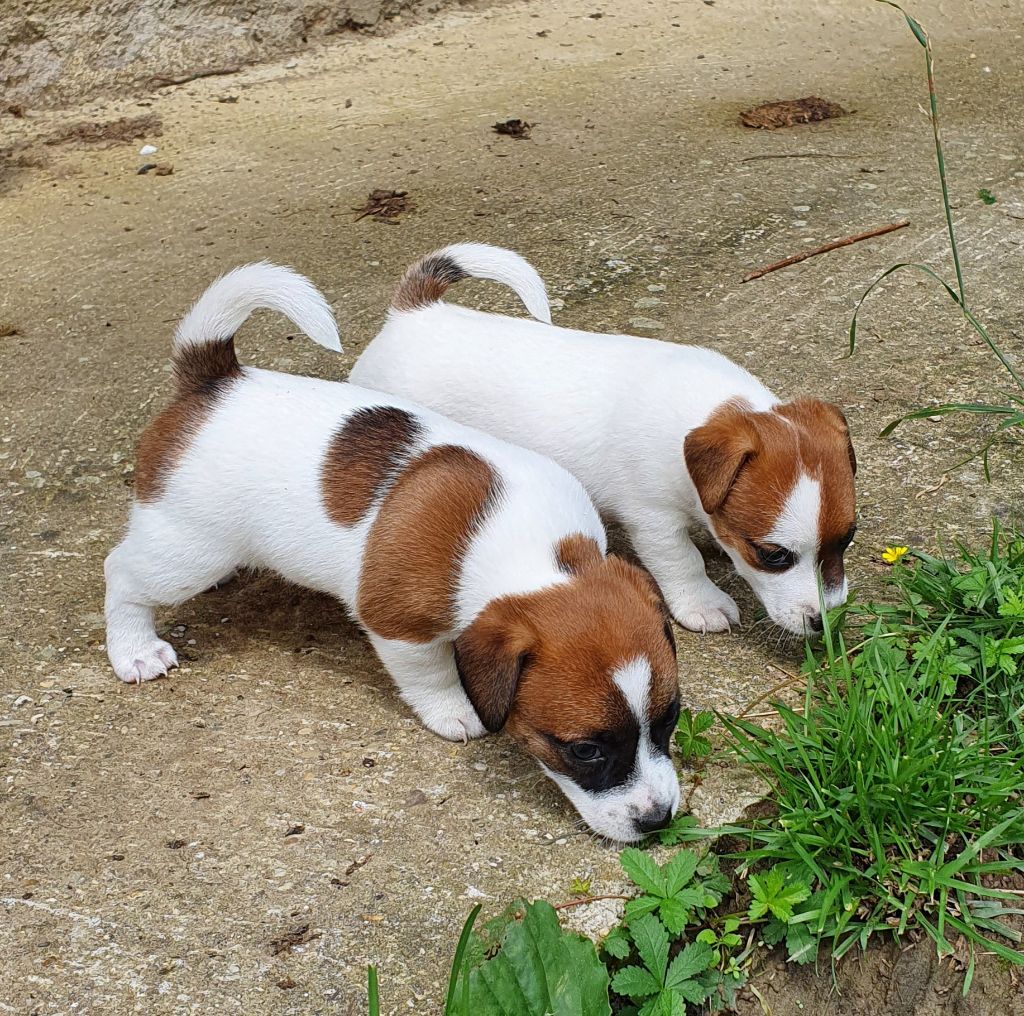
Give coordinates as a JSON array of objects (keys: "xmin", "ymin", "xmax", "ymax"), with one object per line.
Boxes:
[
  {"xmin": 665, "ymin": 941, "xmax": 716, "ymax": 988},
  {"xmin": 621, "ymin": 848, "xmax": 666, "ymax": 896},
  {"xmin": 624, "ymin": 897, "xmax": 660, "ymax": 923},
  {"xmin": 611, "ymin": 966, "xmax": 660, "ymax": 1000},
  {"xmin": 657, "ymin": 897, "xmax": 692, "ymax": 937},
  {"xmin": 675, "ymin": 979, "xmax": 710, "ymax": 1005},
  {"xmin": 663, "ymin": 850, "xmax": 701, "ymax": 896},
  {"xmin": 465, "ymin": 901, "xmax": 611, "ymax": 1015},
  {"xmin": 630, "ymin": 914, "xmax": 670, "ymax": 983},
  {"xmin": 601, "ymin": 925, "xmax": 631, "ymax": 960},
  {"xmin": 786, "ymin": 923, "xmax": 818, "ymax": 965}
]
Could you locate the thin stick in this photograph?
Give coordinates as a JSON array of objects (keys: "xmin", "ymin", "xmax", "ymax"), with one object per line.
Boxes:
[
  {"xmin": 552, "ymin": 894, "xmax": 631, "ymax": 912},
  {"xmin": 740, "ymin": 152, "xmax": 850, "ymax": 162},
  {"xmin": 741, "ymin": 221, "xmax": 910, "ymax": 283},
  {"xmin": 151, "ymin": 66, "xmax": 240, "ymax": 88},
  {"xmin": 736, "ymin": 666, "xmax": 805, "ymax": 719}
]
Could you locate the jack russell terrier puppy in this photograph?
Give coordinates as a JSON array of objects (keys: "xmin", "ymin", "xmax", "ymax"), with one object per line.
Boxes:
[
  {"xmin": 104, "ymin": 263, "xmax": 681, "ymax": 842},
  {"xmin": 351, "ymin": 244, "xmax": 857, "ymax": 637}
]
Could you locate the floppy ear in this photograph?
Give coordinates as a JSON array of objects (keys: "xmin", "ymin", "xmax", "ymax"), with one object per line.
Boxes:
[
  {"xmin": 454, "ymin": 600, "xmax": 533, "ymax": 733},
  {"xmin": 683, "ymin": 404, "xmax": 759, "ymax": 515},
  {"xmin": 779, "ymin": 398, "xmax": 857, "ymax": 476}
]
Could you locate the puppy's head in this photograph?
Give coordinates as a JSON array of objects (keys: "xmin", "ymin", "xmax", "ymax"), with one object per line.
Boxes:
[
  {"xmin": 454, "ymin": 536, "xmax": 681, "ymax": 843},
  {"xmin": 684, "ymin": 398, "xmax": 857, "ymax": 635}
]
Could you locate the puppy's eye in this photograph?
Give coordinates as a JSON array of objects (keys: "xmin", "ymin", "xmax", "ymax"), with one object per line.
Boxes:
[
  {"xmin": 754, "ymin": 543, "xmax": 795, "ymax": 570},
  {"xmin": 569, "ymin": 742, "xmax": 603, "ymax": 763},
  {"xmin": 839, "ymin": 524, "xmax": 857, "ymax": 551}
]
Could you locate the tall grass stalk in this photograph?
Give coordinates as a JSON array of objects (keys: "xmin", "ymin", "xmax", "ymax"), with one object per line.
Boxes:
[{"xmin": 849, "ymin": 2, "xmax": 1024, "ymax": 476}]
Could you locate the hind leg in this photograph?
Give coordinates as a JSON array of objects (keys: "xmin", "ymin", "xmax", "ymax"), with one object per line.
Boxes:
[{"xmin": 104, "ymin": 507, "xmax": 239, "ymax": 683}]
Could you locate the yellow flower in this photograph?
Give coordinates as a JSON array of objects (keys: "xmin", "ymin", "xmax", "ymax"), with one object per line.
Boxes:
[{"xmin": 882, "ymin": 546, "xmax": 909, "ymax": 565}]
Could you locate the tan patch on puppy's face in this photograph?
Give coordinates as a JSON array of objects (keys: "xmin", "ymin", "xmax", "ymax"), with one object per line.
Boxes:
[
  {"xmin": 454, "ymin": 550, "xmax": 681, "ymax": 841},
  {"xmin": 357, "ymin": 444, "xmax": 499, "ymax": 642},
  {"xmin": 135, "ymin": 339, "xmax": 242, "ymax": 502},
  {"xmin": 455, "ymin": 553, "xmax": 678, "ymax": 743},
  {"xmin": 684, "ymin": 398, "xmax": 856, "ymax": 631},
  {"xmin": 321, "ymin": 406, "xmax": 422, "ymax": 526}
]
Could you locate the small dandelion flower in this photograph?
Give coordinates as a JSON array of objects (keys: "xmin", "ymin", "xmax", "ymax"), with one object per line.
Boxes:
[{"xmin": 882, "ymin": 546, "xmax": 909, "ymax": 565}]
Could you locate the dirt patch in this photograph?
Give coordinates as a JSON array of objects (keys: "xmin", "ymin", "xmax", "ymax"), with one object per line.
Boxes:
[
  {"xmin": 740, "ymin": 96, "xmax": 848, "ymax": 129},
  {"xmin": 42, "ymin": 113, "xmax": 162, "ymax": 148}
]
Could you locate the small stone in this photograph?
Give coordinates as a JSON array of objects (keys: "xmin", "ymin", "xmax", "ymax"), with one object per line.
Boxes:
[
  {"xmin": 13, "ymin": 695, "xmax": 32, "ymax": 708},
  {"xmin": 628, "ymin": 317, "xmax": 664, "ymax": 331}
]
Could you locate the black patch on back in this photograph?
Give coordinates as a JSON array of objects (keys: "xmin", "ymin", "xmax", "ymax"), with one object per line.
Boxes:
[
  {"xmin": 420, "ymin": 253, "xmax": 470, "ymax": 288},
  {"xmin": 173, "ymin": 337, "xmax": 242, "ymax": 397}
]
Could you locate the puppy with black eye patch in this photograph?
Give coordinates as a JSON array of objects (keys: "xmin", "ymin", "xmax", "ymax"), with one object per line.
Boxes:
[
  {"xmin": 104, "ymin": 263, "xmax": 681, "ymax": 843},
  {"xmin": 351, "ymin": 243, "xmax": 859, "ymax": 637}
]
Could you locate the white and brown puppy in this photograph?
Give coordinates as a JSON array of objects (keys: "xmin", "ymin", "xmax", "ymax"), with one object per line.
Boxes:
[
  {"xmin": 104, "ymin": 263, "xmax": 681, "ymax": 842},
  {"xmin": 351, "ymin": 244, "xmax": 857, "ymax": 637}
]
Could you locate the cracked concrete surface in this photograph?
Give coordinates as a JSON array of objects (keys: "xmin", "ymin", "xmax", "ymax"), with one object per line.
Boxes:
[{"xmin": 2, "ymin": 0, "xmax": 1023, "ymax": 1012}]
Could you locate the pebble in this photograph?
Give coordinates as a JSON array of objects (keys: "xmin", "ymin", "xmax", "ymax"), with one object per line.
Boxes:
[
  {"xmin": 646, "ymin": 284, "xmax": 666, "ymax": 292},
  {"xmin": 139, "ymin": 144, "xmax": 158, "ymax": 156},
  {"xmin": 628, "ymin": 317, "xmax": 664, "ymax": 331},
  {"xmin": 13, "ymin": 695, "xmax": 32, "ymax": 708},
  {"xmin": 633, "ymin": 297, "xmax": 663, "ymax": 309}
]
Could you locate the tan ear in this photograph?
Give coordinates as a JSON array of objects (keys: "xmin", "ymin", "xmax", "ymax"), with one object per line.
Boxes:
[
  {"xmin": 778, "ymin": 398, "xmax": 857, "ymax": 476},
  {"xmin": 454, "ymin": 599, "xmax": 533, "ymax": 732},
  {"xmin": 683, "ymin": 405, "xmax": 759, "ymax": 515}
]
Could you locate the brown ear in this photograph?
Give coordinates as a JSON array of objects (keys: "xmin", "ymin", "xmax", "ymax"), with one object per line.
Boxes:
[
  {"xmin": 779, "ymin": 398, "xmax": 857, "ymax": 476},
  {"xmin": 454, "ymin": 599, "xmax": 533, "ymax": 732},
  {"xmin": 683, "ymin": 405, "xmax": 759, "ymax": 515}
]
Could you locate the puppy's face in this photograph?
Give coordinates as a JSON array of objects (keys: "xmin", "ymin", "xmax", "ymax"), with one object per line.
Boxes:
[
  {"xmin": 684, "ymin": 399, "xmax": 857, "ymax": 635},
  {"xmin": 455, "ymin": 537, "xmax": 681, "ymax": 842}
]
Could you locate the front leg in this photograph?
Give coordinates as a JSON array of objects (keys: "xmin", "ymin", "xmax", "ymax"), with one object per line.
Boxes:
[
  {"xmin": 368, "ymin": 635, "xmax": 487, "ymax": 742},
  {"xmin": 625, "ymin": 511, "xmax": 740, "ymax": 633}
]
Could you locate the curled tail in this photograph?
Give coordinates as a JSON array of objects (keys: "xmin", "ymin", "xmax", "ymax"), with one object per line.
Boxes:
[
  {"xmin": 391, "ymin": 242, "xmax": 552, "ymax": 324},
  {"xmin": 172, "ymin": 262, "xmax": 341, "ymax": 394}
]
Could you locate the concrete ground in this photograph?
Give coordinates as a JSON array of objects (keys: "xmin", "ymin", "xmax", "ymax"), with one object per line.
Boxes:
[{"xmin": 2, "ymin": 0, "xmax": 1023, "ymax": 1012}]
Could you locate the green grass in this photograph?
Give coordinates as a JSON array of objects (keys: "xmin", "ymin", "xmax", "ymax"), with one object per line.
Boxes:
[
  {"xmin": 720, "ymin": 526, "xmax": 1024, "ymax": 992},
  {"xmin": 849, "ymin": 2, "xmax": 1024, "ymax": 477}
]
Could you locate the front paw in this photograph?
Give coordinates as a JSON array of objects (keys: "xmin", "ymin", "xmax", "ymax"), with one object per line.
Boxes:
[
  {"xmin": 670, "ymin": 585, "xmax": 740, "ymax": 634},
  {"xmin": 414, "ymin": 688, "xmax": 488, "ymax": 742}
]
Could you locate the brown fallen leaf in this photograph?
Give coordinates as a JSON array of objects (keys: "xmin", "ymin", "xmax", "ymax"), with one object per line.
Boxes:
[
  {"xmin": 492, "ymin": 118, "xmax": 533, "ymax": 140},
  {"xmin": 276, "ymin": 976, "xmax": 297, "ymax": 990},
  {"xmin": 353, "ymin": 188, "xmax": 413, "ymax": 223},
  {"xmin": 268, "ymin": 924, "xmax": 321, "ymax": 955},
  {"xmin": 0, "ymin": 323, "xmax": 22, "ymax": 338},
  {"xmin": 740, "ymin": 97, "xmax": 847, "ymax": 130}
]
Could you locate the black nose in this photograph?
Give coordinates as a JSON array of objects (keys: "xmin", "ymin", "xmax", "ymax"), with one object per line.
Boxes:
[
  {"xmin": 806, "ymin": 612, "xmax": 823, "ymax": 633},
  {"xmin": 636, "ymin": 805, "xmax": 673, "ymax": 834}
]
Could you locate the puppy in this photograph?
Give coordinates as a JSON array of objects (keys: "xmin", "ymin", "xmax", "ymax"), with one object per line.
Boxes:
[
  {"xmin": 351, "ymin": 244, "xmax": 857, "ymax": 636},
  {"xmin": 104, "ymin": 263, "xmax": 681, "ymax": 842}
]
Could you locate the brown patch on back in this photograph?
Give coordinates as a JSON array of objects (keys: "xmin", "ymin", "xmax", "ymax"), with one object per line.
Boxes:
[
  {"xmin": 685, "ymin": 398, "xmax": 856, "ymax": 580},
  {"xmin": 391, "ymin": 252, "xmax": 469, "ymax": 313},
  {"xmin": 135, "ymin": 339, "xmax": 242, "ymax": 502},
  {"xmin": 321, "ymin": 407, "xmax": 422, "ymax": 527},
  {"xmin": 357, "ymin": 445, "xmax": 499, "ymax": 642},
  {"xmin": 456, "ymin": 555, "xmax": 678, "ymax": 745}
]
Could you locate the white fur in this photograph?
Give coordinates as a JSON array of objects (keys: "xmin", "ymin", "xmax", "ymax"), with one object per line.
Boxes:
[
  {"xmin": 352, "ymin": 245, "xmax": 829, "ymax": 632},
  {"xmin": 105, "ymin": 263, "xmax": 673, "ymax": 842},
  {"xmin": 409, "ymin": 242, "xmax": 551, "ymax": 325},
  {"xmin": 546, "ymin": 657, "xmax": 679, "ymax": 843},
  {"xmin": 175, "ymin": 261, "xmax": 341, "ymax": 354}
]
